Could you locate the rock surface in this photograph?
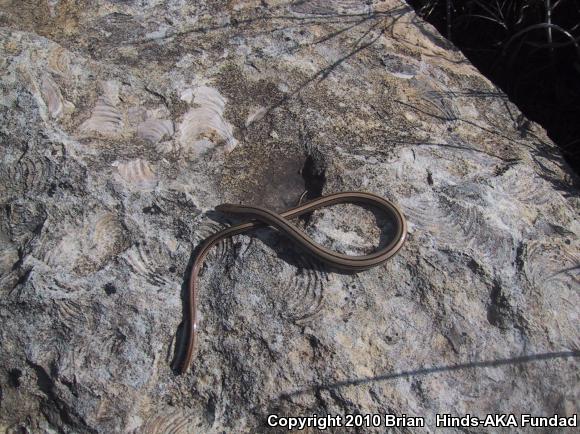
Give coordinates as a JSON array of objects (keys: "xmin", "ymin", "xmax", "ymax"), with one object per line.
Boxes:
[{"xmin": 0, "ymin": 1, "xmax": 578, "ymax": 433}]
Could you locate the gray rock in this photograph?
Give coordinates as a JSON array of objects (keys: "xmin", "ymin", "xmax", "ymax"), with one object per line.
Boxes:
[{"xmin": 0, "ymin": 1, "xmax": 578, "ymax": 433}]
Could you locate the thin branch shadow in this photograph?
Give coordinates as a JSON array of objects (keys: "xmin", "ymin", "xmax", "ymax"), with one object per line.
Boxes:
[
  {"xmin": 240, "ymin": 9, "xmax": 410, "ymax": 134},
  {"xmin": 278, "ymin": 350, "xmax": 579, "ymax": 399},
  {"xmin": 394, "ymin": 97, "xmax": 580, "ymax": 194},
  {"xmin": 125, "ymin": 5, "xmax": 408, "ymax": 45},
  {"xmin": 390, "ymin": 138, "xmax": 521, "ymax": 162},
  {"xmin": 144, "ymin": 5, "xmax": 411, "ymax": 139},
  {"xmin": 393, "ymin": 98, "xmax": 535, "ymax": 152}
]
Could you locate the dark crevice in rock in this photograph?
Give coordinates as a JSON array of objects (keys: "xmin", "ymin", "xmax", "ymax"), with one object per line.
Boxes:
[
  {"xmin": 142, "ymin": 204, "xmax": 162, "ymax": 215},
  {"xmin": 11, "ymin": 247, "xmax": 25, "ymax": 272},
  {"xmin": 301, "ymin": 152, "xmax": 326, "ymax": 200},
  {"xmin": 25, "ymin": 360, "xmax": 97, "ymax": 434},
  {"xmin": 487, "ymin": 279, "xmax": 512, "ymax": 329},
  {"xmin": 8, "ymin": 368, "xmax": 22, "ymax": 388},
  {"xmin": 204, "ymin": 395, "xmax": 216, "ymax": 427},
  {"xmin": 515, "ymin": 241, "xmax": 526, "ymax": 276},
  {"xmin": 298, "ymin": 150, "xmax": 327, "ymax": 225},
  {"xmin": 14, "ymin": 268, "xmax": 32, "ymax": 288},
  {"xmin": 103, "ymin": 283, "xmax": 117, "ymax": 295},
  {"xmin": 59, "ymin": 377, "xmax": 78, "ymax": 398},
  {"xmin": 26, "ymin": 361, "xmax": 54, "ymax": 401}
]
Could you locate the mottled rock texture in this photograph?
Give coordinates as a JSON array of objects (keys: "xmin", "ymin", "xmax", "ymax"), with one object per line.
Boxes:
[{"xmin": 0, "ymin": 1, "xmax": 578, "ymax": 433}]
